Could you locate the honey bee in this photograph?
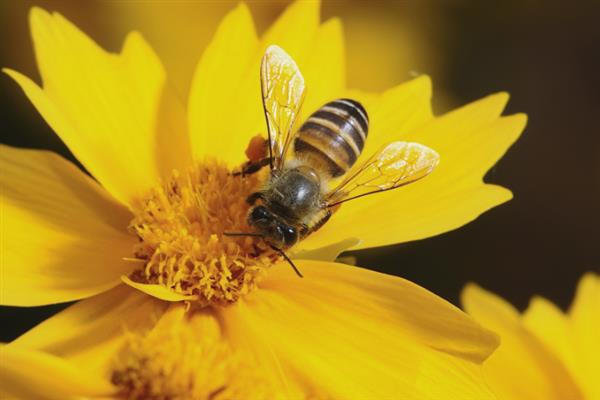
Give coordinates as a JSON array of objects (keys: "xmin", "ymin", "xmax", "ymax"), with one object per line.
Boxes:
[{"xmin": 230, "ymin": 45, "xmax": 440, "ymax": 277}]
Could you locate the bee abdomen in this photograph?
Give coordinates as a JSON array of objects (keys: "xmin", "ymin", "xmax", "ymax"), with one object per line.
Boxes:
[{"xmin": 294, "ymin": 99, "xmax": 369, "ymax": 177}]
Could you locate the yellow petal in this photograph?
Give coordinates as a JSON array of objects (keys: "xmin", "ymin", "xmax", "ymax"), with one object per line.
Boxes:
[
  {"xmin": 299, "ymin": 76, "xmax": 432, "ymax": 250},
  {"xmin": 263, "ymin": 1, "xmax": 345, "ymax": 146},
  {"xmin": 221, "ymin": 261, "xmax": 499, "ymax": 399},
  {"xmin": 10, "ymin": 284, "xmax": 167, "ymax": 376},
  {"xmin": 229, "ymin": 0, "xmax": 321, "ymax": 159},
  {"xmin": 108, "ymin": 304, "xmax": 279, "ymax": 399},
  {"xmin": 462, "ymin": 284, "xmax": 583, "ymax": 400},
  {"xmin": 259, "ymin": 0, "xmax": 356, "ymax": 142},
  {"xmin": 0, "ymin": 145, "xmax": 136, "ymax": 306},
  {"xmin": 360, "ymin": 75, "xmax": 434, "ymax": 157},
  {"xmin": 0, "ymin": 346, "xmax": 115, "ymax": 400},
  {"xmin": 303, "ymin": 93, "xmax": 526, "ymax": 250},
  {"xmin": 525, "ymin": 273, "xmax": 600, "ymax": 400},
  {"xmin": 121, "ymin": 275, "xmax": 198, "ymax": 302},
  {"xmin": 260, "ymin": 0, "xmax": 320, "ymax": 66},
  {"xmin": 568, "ymin": 273, "xmax": 600, "ymax": 399},
  {"xmin": 523, "ymin": 297, "xmax": 575, "ymax": 375},
  {"xmin": 108, "ymin": 2, "xmax": 234, "ymax": 97},
  {"xmin": 188, "ymin": 3, "xmax": 259, "ymax": 165},
  {"xmin": 189, "ymin": 0, "xmax": 331, "ymax": 168},
  {"xmin": 292, "ymin": 237, "xmax": 360, "ymax": 262},
  {"xmin": 298, "ymin": 17, "xmax": 345, "ymax": 116},
  {"xmin": 5, "ymin": 8, "xmax": 191, "ymax": 207}
]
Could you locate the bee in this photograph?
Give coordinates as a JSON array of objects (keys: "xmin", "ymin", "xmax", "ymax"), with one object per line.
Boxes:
[{"xmin": 229, "ymin": 45, "xmax": 440, "ymax": 277}]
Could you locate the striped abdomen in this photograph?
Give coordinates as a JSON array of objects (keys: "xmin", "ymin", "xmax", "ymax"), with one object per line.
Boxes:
[{"xmin": 293, "ymin": 99, "xmax": 369, "ymax": 177}]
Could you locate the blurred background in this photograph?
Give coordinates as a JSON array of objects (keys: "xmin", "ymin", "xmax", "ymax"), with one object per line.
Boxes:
[{"xmin": 1, "ymin": 0, "xmax": 598, "ymax": 342}]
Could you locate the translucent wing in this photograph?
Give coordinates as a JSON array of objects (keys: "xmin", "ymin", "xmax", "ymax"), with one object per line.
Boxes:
[
  {"xmin": 261, "ymin": 45, "xmax": 306, "ymax": 170},
  {"xmin": 325, "ymin": 142, "xmax": 440, "ymax": 206}
]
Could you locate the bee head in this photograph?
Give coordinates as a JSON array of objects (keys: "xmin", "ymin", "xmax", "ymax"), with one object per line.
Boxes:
[{"xmin": 248, "ymin": 205, "xmax": 298, "ymax": 248}]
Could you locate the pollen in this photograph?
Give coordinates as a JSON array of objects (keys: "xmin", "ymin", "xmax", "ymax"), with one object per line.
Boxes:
[
  {"xmin": 111, "ymin": 307, "xmax": 267, "ymax": 399},
  {"xmin": 127, "ymin": 160, "xmax": 279, "ymax": 307}
]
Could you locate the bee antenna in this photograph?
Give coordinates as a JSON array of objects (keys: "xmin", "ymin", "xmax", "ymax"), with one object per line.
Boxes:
[
  {"xmin": 270, "ymin": 245, "xmax": 303, "ymax": 278},
  {"xmin": 224, "ymin": 233, "xmax": 303, "ymax": 278},
  {"xmin": 223, "ymin": 232, "xmax": 264, "ymax": 237}
]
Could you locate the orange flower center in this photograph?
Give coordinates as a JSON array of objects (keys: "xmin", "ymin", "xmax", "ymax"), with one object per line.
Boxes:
[
  {"xmin": 110, "ymin": 307, "xmax": 268, "ymax": 399},
  {"xmin": 126, "ymin": 160, "xmax": 279, "ymax": 307}
]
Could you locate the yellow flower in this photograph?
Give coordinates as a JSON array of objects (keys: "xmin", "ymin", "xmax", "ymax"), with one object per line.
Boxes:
[
  {"xmin": 1, "ymin": 1, "xmax": 526, "ymax": 398},
  {"xmin": 462, "ymin": 273, "xmax": 600, "ymax": 400}
]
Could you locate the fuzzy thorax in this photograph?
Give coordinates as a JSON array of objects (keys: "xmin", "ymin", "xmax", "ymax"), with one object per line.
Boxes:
[{"xmin": 127, "ymin": 160, "xmax": 279, "ymax": 307}]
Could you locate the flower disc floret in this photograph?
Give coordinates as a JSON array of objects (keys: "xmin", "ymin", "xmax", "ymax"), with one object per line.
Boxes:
[{"xmin": 128, "ymin": 160, "xmax": 279, "ymax": 307}]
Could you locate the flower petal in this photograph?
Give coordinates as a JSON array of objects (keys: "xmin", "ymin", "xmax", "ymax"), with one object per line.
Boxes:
[
  {"xmin": 297, "ymin": 17, "xmax": 345, "ymax": 116},
  {"xmin": 360, "ymin": 75, "xmax": 434, "ymax": 157},
  {"xmin": 262, "ymin": 0, "xmax": 343, "ymax": 124},
  {"xmin": 5, "ymin": 8, "xmax": 191, "ymax": 207},
  {"xmin": 121, "ymin": 275, "xmax": 198, "ymax": 302},
  {"xmin": 303, "ymin": 93, "xmax": 526, "ymax": 250},
  {"xmin": 567, "ymin": 273, "xmax": 600, "ymax": 399},
  {"xmin": 523, "ymin": 297, "xmax": 574, "ymax": 373},
  {"xmin": 524, "ymin": 273, "xmax": 600, "ymax": 400},
  {"xmin": 292, "ymin": 237, "xmax": 360, "ymax": 262},
  {"xmin": 0, "ymin": 145, "xmax": 136, "ymax": 306},
  {"xmin": 222, "ymin": 261, "xmax": 499, "ymax": 399},
  {"xmin": 188, "ymin": 3, "xmax": 259, "ymax": 165},
  {"xmin": 261, "ymin": 0, "xmax": 320, "ymax": 61},
  {"xmin": 189, "ymin": 1, "xmax": 342, "ymax": 167},
  {"xmin": 10, "ymin": 284, "xmax": 167, "ymax": 376},
  {"xmin": 0, "ymin": 346, "xmax": 116, "ymax": 400},
  {"xmin": 462, "ymin": 284, "xmax": 583, "ymax": 400}
]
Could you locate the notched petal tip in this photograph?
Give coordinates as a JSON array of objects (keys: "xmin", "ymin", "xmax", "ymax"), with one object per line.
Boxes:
[
  {"xmin": 482, "ymin": 183, "xmax": 514, "ymax": 203},
  {"xmin": 408, "ymin": 73, "xmax": 433, "ymax": 96},
  {"xmin": 121, "ymin": 275, "xmax": 198, "ymax": 302},
  {"xmin": 2, "ymin": 67, "xmax": 17, "ymax": 77},
  {"xmin": 449, "ymin": 91, "xmax": 511, "ymax": 123},
  {"xmin": 222, "ymin": 1, "xmax": 256, "ymax": 35},
  {"xmin": 461, "ymin": 282, "xmax": 501, "ymax": 313},
  {"xmin": 284, "ymin": 0, "xmax": 321, "ymax": 22},
  {"xmin": 28, "ymin": 6, "xmax": 50, "ymax": 24},
  {"xmin": 488, "ymin": 91, "xmax": 510, "ymax": 109},
  {"xmin": 525, "ymin": 295, "xmax": 555, "ymax": 313},
  {"xmin": 2, "ymin": 68, "xmax": 33, "ymax": 88},
  {"xmin": 322, "ymin": 16, "xmax": 343, "ymax": 30},
  {"xmin": 122, "ymin": 30, "xmax": 149, "ymax": 52},
  {"xmin": 461, "ymin": 282, "xmax": 483, "ymax": 303},
  {"xmin": 512, "ymin": 111, "xmax": 528, "ymax": 125},
  {"xmin": 232, "ymin": 2, "xmax": 253, "ymax": 19}
]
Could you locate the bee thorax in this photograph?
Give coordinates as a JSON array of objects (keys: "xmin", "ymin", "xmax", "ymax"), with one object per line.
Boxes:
[{"xmin": 265, "ymin": 168, "xmax": 322, "ymax": 221}]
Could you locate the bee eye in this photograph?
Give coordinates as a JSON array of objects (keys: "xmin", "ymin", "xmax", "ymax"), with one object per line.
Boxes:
[
  {"xmin": 282, "ymin": 225, "xmax": 298, "ymax": 246},
  {"xmin": 251, "ymin": 206, "xmax": 270, "ymax": 221}
]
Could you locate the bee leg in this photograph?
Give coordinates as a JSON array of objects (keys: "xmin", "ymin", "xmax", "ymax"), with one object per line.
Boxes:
[
  {"xmin": 232, "ymin": 157, "xmax": 272, "ymax": 177},
  {"xmin": 312, "ymin": 210, "xmax": 332, "ymax": 232},
  {"xmin": 302, "ymin": 209, "xmax": 332, "ymax": 238},
  {"xmin": 246, "ymin": 191, "xmax": 264, "ymax": 205},
  {"xmin": 299, "ymin": 224, "xmax": 310, "ymax": 237}
]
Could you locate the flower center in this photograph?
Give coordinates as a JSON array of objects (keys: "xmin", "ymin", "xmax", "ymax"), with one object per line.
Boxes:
[
  {"xmin": 127, "ymin": 160, "xmax": 279, "ymax": 307},
  {"xmin": 110, "ymin": 307, "xmax": 266, "ymax": 399}
]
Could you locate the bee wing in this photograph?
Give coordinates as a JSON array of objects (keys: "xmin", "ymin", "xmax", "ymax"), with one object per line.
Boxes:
[
  {"xmin": 261, "ymin": 45, "xmax": 306, "ymax": 170},
  {"xmin": 325, "ymin": 141, "xmax": 440, "ymax": 207}
]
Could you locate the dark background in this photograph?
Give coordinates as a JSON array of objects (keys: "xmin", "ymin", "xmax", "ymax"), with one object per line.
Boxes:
[{"xmin": 1, "ymin": 0, "xmax": 599, "ymax": 342}]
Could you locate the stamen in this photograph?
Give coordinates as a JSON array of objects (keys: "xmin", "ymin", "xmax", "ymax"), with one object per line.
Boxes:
[
  {"xmin": 127, "ymin": 160, "xmax": 279, "ymax": 307},
  {"xmin": 111, "ymin": 307, "xmax": 266, "ymax": 399}
]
